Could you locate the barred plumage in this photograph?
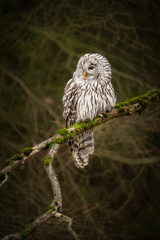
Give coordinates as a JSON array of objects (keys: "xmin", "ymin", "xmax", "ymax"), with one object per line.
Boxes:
[{"xmin": 63, "ymin": 53, "xmax": 116, "ymax": 168}]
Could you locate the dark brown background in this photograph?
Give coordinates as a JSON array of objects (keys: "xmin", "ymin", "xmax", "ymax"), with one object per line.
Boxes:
[{"xmin": 0, "ymin": 1, "xmax": 160, "ymax": 239}]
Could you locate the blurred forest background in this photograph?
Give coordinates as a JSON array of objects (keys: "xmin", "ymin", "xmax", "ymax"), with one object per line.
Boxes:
[{"xmin": 0, "ymin": 0, "xmax": 160, "ymax": 239}]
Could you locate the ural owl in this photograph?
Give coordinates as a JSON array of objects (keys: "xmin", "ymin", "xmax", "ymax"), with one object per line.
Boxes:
[{"xmin": 63, "ymin": 53, "xmax": 116, "ymax": 168}]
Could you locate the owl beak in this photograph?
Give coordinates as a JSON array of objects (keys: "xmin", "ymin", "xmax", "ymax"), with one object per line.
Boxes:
[{"xmin": 83, "ymin": 71, "xmax": 86, "ymax": 78}]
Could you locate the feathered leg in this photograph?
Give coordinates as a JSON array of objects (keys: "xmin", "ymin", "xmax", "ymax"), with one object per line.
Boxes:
[{"xmin": 69, "ymin": 129, "xmax": 94, "ymax": 168}]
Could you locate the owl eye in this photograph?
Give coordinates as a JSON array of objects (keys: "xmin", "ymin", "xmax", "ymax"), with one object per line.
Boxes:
[{"xmin": 88, "ymin": 66, "xmax": 95, "ymax": 70}]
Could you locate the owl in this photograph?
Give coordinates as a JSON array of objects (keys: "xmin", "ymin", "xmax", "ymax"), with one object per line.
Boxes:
[{"xmin": 63, "ymin": 53, "xmax": 116, "ymax": 168}]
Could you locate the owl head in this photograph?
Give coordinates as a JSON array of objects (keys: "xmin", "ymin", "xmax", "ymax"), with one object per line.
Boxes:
[{"xmin": 74, "ymin": 53, "xmax": 111, "ymax": 82}]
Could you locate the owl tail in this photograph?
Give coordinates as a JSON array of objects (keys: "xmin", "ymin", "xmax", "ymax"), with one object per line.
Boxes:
[{"xmin": 69, "ymin": 129, "xmax": 94, "ymax": 168}]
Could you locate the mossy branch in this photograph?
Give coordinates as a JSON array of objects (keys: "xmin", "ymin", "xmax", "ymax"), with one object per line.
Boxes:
[
  {"xmin": 1, "ymin": 210, "xmax": 79, "ymax": 240},
  {"xmin": 1, "ymin": 89, "xmax": 160, "ymax": 240},
  {"xmin": 49, "ymin": 89, "xmax": 160, "ymax": 145},
  {"xmin": 1, "ymin": 89, "xmax": 160, "ymax": 188}
]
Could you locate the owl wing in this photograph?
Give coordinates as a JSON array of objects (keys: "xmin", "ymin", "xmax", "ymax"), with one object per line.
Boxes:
[
  {"xmin": 63, "ymin": 79, "xmax": 94, "ymax": 168},
  {"xmin": 63, "ymin": 78, "xmax": 77, "ymax": 127}
]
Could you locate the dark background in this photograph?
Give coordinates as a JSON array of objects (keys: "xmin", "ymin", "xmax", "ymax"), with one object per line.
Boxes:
[{"xmin": 0, "ymin": 1, "xmax": 160, "ymax": 239}]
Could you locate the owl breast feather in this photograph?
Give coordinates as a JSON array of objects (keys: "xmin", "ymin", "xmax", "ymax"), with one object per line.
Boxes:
[{"xmin": 76, "ymin": 81, "xmax": 115, "ymax": 122}]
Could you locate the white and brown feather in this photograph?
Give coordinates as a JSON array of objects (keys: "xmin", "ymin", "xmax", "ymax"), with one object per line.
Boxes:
[{"xmin": 63, "ymin": 53, "xmax": 116, "ymax": 168}]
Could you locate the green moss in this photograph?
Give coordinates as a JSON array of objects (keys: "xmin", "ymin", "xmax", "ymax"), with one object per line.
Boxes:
[
  {"xmin": 22, "ymin": 147, "xmax": 33, "ymax": 156},
  {"xmin": 115, "ymin": 103, "xmax": 121, "ymax": 108},
  {"xmin": 51, "ymin": 118, "xmax": 97, "ymax": 145},
  {"xmin": 10, "ymin": 154, "xmax": 23, "ymax": 161},
  {"xmin": 0, "ymin": 172, "xmax": 5, "ymax": 181},
  {"xmin": 72, "ymin": 118, "xmax": 97, "ymax": 133},
  {"xmin": 24, "ymin": 224, "xmax": 31, "ymax": 229},
  {"xmin": 54, "ymin": 201, "xmax": 58, "ymax": 206},
  {"xmin": 56, "ymin": 128, "xmax": 68, "ymax": 136},
  {"xmin": 3, "ymin": 159, "xmax": 10, "ymax": 167},
  {"xmin": 49, "ymin": 143, "xmax": 53, "ymax": 149},
  {"xmin": 3, "ymin": 159, "xmax": 14, "ymax": 167},
  {"xmin": 54, "ymin": 128, "xmax": 76, "ymax": 144},
  {"xmin": 115, "ymin": 90, "xmax": 159, "ymax": 109},
  {"xmin": 77, "ymin": 235, "xmax": 83, "ymax": 240},
  {"xmin": 44, "ymin": 156, "xmax": 51, "ymax": 166},
  {"xmin": 3, "ymin": 153, "xmax": 23, "ymax": 167},
  {"xmin": 46, "ymin": 142, "xmax": 53, "ymax": 148},
  {"xmin": 146, "ymin": 89, "xmax": 160, "ymax": 96},
  {"xmin": 123, "ymin": 101, "xmax": 130, "ymax": 106},
  {"xmin": 86, "ymin": 117, "xmax": 97, "ymax": 127},
  {"xmin": 46, "ymin": 131, "xmax": 74, "ymax": 146},
  {"xmin": 71, "ymin": 122, "xmax": 84, "ymax": 133},
  {"xmin": 21, "ymin": 230, "xmax": 29, "ymax": 239},
  {"xmin": 49, "ymin": 205, "xmax": 55, "ymax": 211},
  {"xmin": 119, "ymin": 107, "xmax": 125, "ymax": 113},
  {"xmin": 141, "ymin": 95, "xmax": 149, "ymax": 100},
  {"xmin": 63, "ymin": 134, "xmax": 72, "ymax": 141},
  {"xmin": 128, "ymin": 96, "xmax": 149, "ymax": 105},
  {"xmin": 115, "ymin": 102, "xmax": 129, "ymax": 108},
  {"xmin": 51, "ymin": 133, "xmax": 73, "ymax": 145},
  {"xmin": 151, "ymin": 93, "xmax": 159, "ymax": 101},
  {"xmin": 53, "ymin": 137, "xmax": 65, "ymax": 144}
]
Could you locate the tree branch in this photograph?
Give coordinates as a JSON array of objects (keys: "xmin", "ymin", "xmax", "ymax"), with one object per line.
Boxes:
[
  {"xmin": 1, "ymin": 210, "xmax": 79, "ymax": 240},
  {"xmin": 0, "ymin": 89, "xmax": 160, "ymax": 188},
  {"xmin": 0, "ymin": 89, "xmax": 160, "ymax": 239},
  {"xmin": 1, "ymin": 140, "xmax": 79, "ymax": 240},
  {"xmin": 44, "ymin": 142, "xmax": 62, "ymax": 211}
]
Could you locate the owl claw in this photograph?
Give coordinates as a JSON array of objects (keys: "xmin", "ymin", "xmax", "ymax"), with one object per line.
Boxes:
[{"xmin": 97, "ymin": 113, "xmax": 104, "ymax": 118}]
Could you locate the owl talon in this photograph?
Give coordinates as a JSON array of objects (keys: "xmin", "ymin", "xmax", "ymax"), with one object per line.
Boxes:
[{"xmin": 97, "ymin": 113, "xmax": 104, "ymax": 118}]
